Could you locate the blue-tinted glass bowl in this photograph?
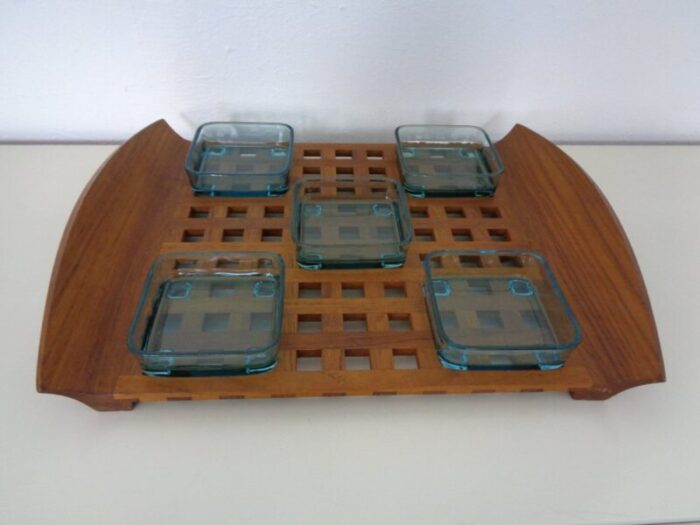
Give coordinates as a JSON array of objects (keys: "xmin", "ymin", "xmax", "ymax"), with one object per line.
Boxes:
[
  {"xmin": 291, "ymin": 175, "xmax": 413, "ymax": 269},
  {"xmin": 395, "ymin": 125, "xmax": 504, "ymax": 197},
  {"xmin": 423, "ymin": 250, "xmax": 581, "ymax": 370},
  {"xmin": 128, "ymin": 252, "xmax": 284, "ymax": 376},
  {"xmin": 185, "ymin": 122, "xmax": 293, "ymax": 196}
]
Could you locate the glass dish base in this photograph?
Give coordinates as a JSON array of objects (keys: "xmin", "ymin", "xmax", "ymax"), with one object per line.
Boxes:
[
  {"xmin": 129, "ymin": 252, "xmax": 284, "ymax": 377},
  {"xmin": 142, "ymin": 360, "xmax": 278, "ymax": 377},
  {"xmin": 402, "ymin": 183, "xmax": 496, "ymax": 199},
  {"xmin": 295, "ymin": 198, "xmax": 409, "ymax": 269},
  {"xmin": 185, "ymin": 122, "xmax": 293, "ymax": 197},
  {"xmin": 296, "ymin": 253, "xmax": 407, "ymax": 270},
  {"xmin": 438, "ymin": 354, "xmax": 565, "ymax": 371},
  {"xmin": 400, "ymin": 145, "xmax": 497, "ymax": 197},
  {"xmin": 190, "ymin": 175, "xmax": 288, "ymax": 197},
  {"xmin": 423, "ymin": 250, "xmax": 581, "ymax": 372}
]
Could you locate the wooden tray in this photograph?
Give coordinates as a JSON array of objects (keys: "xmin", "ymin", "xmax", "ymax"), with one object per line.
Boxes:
[{"xmin": 36, "ymin": 120, "xmax": 665, "ymax": 410}]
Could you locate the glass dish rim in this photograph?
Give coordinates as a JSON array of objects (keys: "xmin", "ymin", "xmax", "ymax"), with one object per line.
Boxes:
[
  {"xmin": 127, "ymin": 250, "xmax": 285, "ymax": 358},
  {"xmin": 422, "ymin": 249, "xmax": 582, "ymax": 352},
  {"xmin": 184, "ymin": 121, "xmax": 294, "ymax": 178},
  {"xmin": 394, "ymin": 124, "xmax": 505, "ymax": 181}
]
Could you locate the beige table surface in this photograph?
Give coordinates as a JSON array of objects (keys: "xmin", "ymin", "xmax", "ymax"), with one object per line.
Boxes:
[{"xmin": 0, "ymin": 144, "xmax": 698, "ymax": 525}]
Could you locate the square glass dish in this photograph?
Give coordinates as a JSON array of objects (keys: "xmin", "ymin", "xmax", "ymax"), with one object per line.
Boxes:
[
  {"xmin": 185, "ymin": 122, "xmax": 293, "ymax": 196},
  {"xmin": 395, "ymin": 125, "xmax": 504, "ymax": 197},
  {"xmin": 127, "ymin": 252, "xmax": 284, "ymax": 376},
  {"xmin": 291, "ymin": 175, "xmax": 413, "ymax": 269},
  {"xmin": 423, "ymin": 250, "xmax": 581, "ymax": 370}
]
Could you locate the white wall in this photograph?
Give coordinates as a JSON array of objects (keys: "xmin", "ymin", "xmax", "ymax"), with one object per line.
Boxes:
[{"xmin": 1, "ymin": 0, "xmax": 699, "ymax": 143}]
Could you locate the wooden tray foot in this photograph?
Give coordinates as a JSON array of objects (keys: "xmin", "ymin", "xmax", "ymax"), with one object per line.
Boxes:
[
  {"xmin": 65, "ymin": 393, "xmax": 139, "ymax": 412},
  {"xmin": 569, "ymin": 387, "xmax": 614, "ymax": 401}
]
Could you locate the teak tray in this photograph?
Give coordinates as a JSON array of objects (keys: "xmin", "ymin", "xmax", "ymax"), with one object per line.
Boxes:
[{"xmin": 36, "ymin": 120, "xmax": 665, "ymax": 410}]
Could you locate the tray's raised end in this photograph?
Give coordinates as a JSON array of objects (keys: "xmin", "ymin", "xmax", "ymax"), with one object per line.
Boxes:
[
  {"xmin": 37, "ymin": 119, "xmax": 190, "ymax": 410},
  {"xmin": 495, "ymin": 124, "xmax": 665, "ymax": 399}
]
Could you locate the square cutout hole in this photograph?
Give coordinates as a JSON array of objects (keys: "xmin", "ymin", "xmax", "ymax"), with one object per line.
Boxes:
[
  {"xmin": 335, "ymin": 149, "xmax": 353, "ymax": 159},
  {"xmin": 338, "ymin": 203, "xmax": 358, "ymax": 215},
  {"xmin": 376, "ymin": 226, "xmax": 395, "ymax": 240},
  {"xmin": 441, "ymin": 311, "xmax": 459, "ymax": 331},
  {"xmin": 189, "ymin": 206, "xmax": 210, "ymax": 218},
  {"xmin": 459, "ymin": 255, "xmax": 482, "ymax": 268},
  {"xmin": 410, "ymin": 206, "xmax": 429, "ymax": 218},
  {"xmin": 210, "ymin": 281, "xmax": 236, "ymax": 297},
  {"xmin": 298, "ymin": 314, "xmax": 322, "ymax": 333},
  {"xmin": 339, "ymin": 226, "xmax": 360, "ymax": 240},
  {"xmin": 303, "ymin": 226, "xmax": 321, "ymax": 241},
  {"xmin": 222, "ymin": 229, "xmax": 244, "ymax": 242},
  {"xmin": 452, "ymin": 229, "xmax": 473, "ymax": 242},
  {"xmin": 303, "ymin": 166, "xmax": 321, "ymax": 175},
  {"xmin": 427, "ymin": 255, "xmax": 443, "ymax": 268},
  {"xmin": 163, "ymin": 313, "xmax": 183, "ymax": 332},
  {"xmin": 303, "ymin": 149, "xmax": 322, "ymax": 159},
  {"xmin": 296, "ymin": 349, "xmax": 322, "ymax": 371},
  {"xmin": 264, "ymin": 206, "xmax": 285, "ymax": 218},
  {"xmin": 415, "ymin": 229, "xmax": 435, "ymax": 242},
  {"xmin": 250, "ymin": 312, "xmax": 273, "ymax": 332},
  {"xmin": 488, "ymin": 229, "xmax": 511, "ymax": 242},
  {"xmin": 257, "ymin": 257, "xmax": 274, "ymax": 270},
  {"xmin": 477, "ymin": 310, "xmax": 504, "ymax": 329},
  {"xmin": 384, "ymin": 282, "xmax": 407, "ymax": 297},
  {"xmin": 216, "ymin": 258, "xmax": 240, "ymax": 269},
  {"xmin": 393, "ymin": 349, "xmax": 418, "ymax": 369},
  {"xmin": 298, "ymin": 282, "xmax": 322, "ymax": 299},
  {"xmin": 182, "ymin": 229, "xmax": 205, "ymax": 242},
  {"xmin": 175, "ymin": 259, "xmax": 197, "ymax": 269},
  {"xmin": 388, "ymin": 313, "xmax": 412, "ymax": 332},
  {"xmin": 337, "ymin": 187, "xmax": 356, "ymax": 196},
  {"xmin": 467, "ymin": 278, "xmax": 492, "ymax": 295},
  {"xmin": 481, "ymin": 207, "xmax": 501, "ymax": 218},
  {"xmin": 227, "ymin": 206, "xmax": 247, "ymax": 218},
  {"xmin": 344, "ymin": 349, "xmax": 370, "ymax": 370},
  {"xmin": 262, "ymin": 229, "xmax": 283, "ymax": 242},
  {"xmin": 343, "ymin": 314, "xmax": 367, "ymax": 332},
  {"xmin": 366, "ymin": 150, "xmax": 384, "ymax": 160},
  {"xmin": 202, "ymin": 313, "xmax": 229, "ymax": 332},
  {"xmin": 499, "ymin": 255, "xmax": 522, "ymax": 267},
  {"xmin": 445, "ymin": 207, "xmax": 465, "ymax": 218},
  {"xmin": 341, "ymin": 282, "xmax": 364, "ymax": 298}
]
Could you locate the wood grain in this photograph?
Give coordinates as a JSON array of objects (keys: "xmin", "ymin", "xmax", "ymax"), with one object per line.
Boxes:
[{"xmin": 36, "ymin": 120, "xmax": 664, "ymax": 410}]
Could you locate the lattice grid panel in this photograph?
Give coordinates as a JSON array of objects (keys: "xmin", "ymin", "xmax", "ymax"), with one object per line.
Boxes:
[{"xmin": 113, "ymin": 143, "xmax": 591, "ymax": 400}]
